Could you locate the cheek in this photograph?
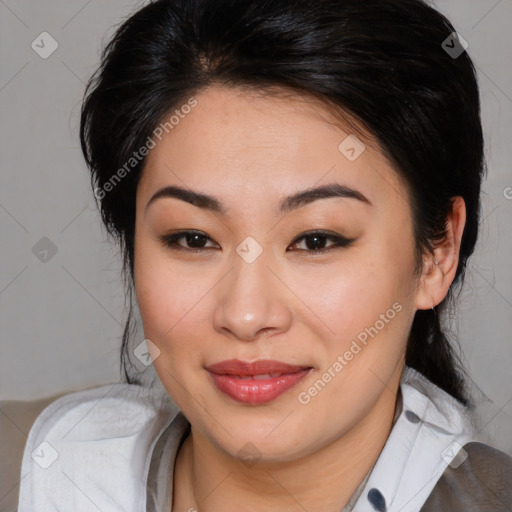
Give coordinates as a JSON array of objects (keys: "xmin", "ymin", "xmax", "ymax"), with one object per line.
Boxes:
[
  {"xmin": 292, "ymin": 239, "xmax": 415, "ymax": 381},
  {"xmin": 133, "ymin": 250, "xmax": 210, "ymax": 404},
  {"xmin": 133, "ymin": 241, "xmax": 215, "ymax": 366},
  {"xmin": 291, "ymin": 251, "xmax": 409, "ymax": 337}
]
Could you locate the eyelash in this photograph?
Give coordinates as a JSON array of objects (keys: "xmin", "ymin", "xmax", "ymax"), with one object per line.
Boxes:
[{"xmin": 158, "ymin": 230, "xmax": 354, "ymax": 254}]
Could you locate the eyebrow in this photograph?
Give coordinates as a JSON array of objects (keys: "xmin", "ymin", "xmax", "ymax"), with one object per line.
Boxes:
[{"xmin": 144, "ymin": 182, "xmax": 372, "ymax": 216}]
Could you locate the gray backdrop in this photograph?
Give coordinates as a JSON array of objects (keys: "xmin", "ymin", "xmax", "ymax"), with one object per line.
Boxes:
[{"xmin": 1, "ymin": 0, "xmax": 511, "ymax": 454}]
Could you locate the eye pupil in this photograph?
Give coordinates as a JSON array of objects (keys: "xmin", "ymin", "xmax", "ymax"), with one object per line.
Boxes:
[
  {"xmin": 306, "ymin": 234, "xmax": 326, "ymax": 250},
  {"xmin": 187, "ymin": 233, "xmax": 207, "ymax": 248}
]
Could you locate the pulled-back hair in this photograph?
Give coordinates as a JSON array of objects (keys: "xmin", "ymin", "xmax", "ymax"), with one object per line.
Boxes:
[{"xmin": 80, "ymin": 0, "xmax": 485, "ymax": 404}]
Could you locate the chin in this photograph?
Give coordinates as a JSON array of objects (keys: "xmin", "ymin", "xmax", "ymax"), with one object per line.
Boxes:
[{"xmin": 200, "ymin": 410, "xmax": 319, "ymax": 462}]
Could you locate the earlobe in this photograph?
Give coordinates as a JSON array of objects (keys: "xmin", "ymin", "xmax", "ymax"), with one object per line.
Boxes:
[{"xmin": 414, "ymin": 196, "xmax": 466, "ymax": 310}]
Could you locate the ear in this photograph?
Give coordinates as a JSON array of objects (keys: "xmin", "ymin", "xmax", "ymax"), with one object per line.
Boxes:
[{"xmin": 415, "ymin": 196, "xmax": 466, "ymax": 310}]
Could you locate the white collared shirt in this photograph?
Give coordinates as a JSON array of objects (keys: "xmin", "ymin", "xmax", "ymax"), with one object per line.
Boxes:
[{"xmin": 18, "ymin": 366, "xmax": 487, "ymax": 511}]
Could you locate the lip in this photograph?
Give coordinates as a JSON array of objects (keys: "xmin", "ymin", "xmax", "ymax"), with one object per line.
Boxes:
[{"xmin": 206, "ymin": 359, "xmax": 313, "ymax": 405}]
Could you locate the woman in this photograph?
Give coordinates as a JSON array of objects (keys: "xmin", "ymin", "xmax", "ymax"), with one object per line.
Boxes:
[{"xmin": 18, "ymin": 0, "xmax": 512, "ymax": 510}]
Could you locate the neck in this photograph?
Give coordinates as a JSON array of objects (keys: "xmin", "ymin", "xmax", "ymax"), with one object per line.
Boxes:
[{"xmin": 173, "ymin": 368, "xmax": 403, "ymax": 512}]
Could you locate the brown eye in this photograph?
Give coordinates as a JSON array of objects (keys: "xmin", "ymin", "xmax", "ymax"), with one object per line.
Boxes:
[
  {"xmin": 288, "ymin": 231, "xmax": 354, "ymax": 253},
  {"xmin": 159, "ymin": 231, "xmax": 219, "ymax": 252}
]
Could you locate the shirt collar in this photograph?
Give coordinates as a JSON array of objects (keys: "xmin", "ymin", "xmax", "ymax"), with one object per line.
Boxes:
[
  {"xmin": 145, "ymin": 365, "xmax": 475, "ymax": 512},
  {"xmin": 350, "ymin": 365, "xmax": 475, "ymax": 512}
]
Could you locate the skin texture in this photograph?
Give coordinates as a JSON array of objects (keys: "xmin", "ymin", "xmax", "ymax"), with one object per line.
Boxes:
[{"xmin": 133, "ymin": 85, "xmax": 466, "ymax": 512}]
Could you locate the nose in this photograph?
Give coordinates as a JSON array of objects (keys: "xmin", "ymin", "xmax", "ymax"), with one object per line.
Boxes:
[{"xmin": 212, "ymin": 245, "xmax": 293, "ymax": 342}]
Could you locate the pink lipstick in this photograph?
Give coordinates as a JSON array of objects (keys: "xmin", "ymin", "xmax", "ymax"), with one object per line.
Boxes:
[{"xmin": 206, "ymin": 359, "xmax": 312, "ymax": 405}]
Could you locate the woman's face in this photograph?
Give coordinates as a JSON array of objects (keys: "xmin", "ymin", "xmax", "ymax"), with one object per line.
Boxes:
[{"xmin": 134, "ymin": 85, "xmax": 424, "ymax": 461}]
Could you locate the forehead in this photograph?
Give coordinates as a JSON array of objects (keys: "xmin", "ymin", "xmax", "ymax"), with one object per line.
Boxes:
[{"xmin": 137, "ymin": 85, "xmax": 408, "ymax": 214}]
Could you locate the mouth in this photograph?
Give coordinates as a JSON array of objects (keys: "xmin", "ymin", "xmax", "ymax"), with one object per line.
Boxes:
[{"xmin": 205, "ymin": 359, "xmax": 313, "ymax": 405}]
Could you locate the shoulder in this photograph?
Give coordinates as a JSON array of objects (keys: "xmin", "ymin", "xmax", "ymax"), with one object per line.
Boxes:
[
  {"xmin": 17, "ymin": 382, "xmax": 179, "ymax": 512},
  {"xmin": 393, "ymin": 367, "xmax": 512, "ymax": 510},
  {"xmin": 21, "ymin": 382, "xmax": 177, "ymax": 454},
  {"xmin": 421, "ymin": 440, "xmax": 512, "ymax": 510},
  {"xmin": 0, "ymin": 392, "xmax": 66, "ymax": 512},
  {"xmin": 23, "ymin": 382, "xmax": 176, "ymax": 437}
]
